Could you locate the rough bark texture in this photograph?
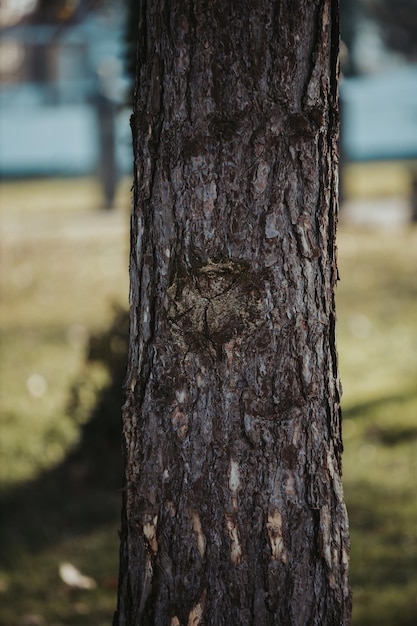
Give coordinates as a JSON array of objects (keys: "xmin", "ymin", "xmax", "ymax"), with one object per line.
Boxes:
[{"xmin": 115, "ymin": 1, "xmax": 351, "ymax": 624}]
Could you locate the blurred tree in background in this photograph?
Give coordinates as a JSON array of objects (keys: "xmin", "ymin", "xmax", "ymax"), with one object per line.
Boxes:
[
  {"xmin": 26, "ymin": 0, "xmax": 96, "ymax": 23},
  {"xmin": 369, "ymin": 0, "xmax": 417, "ymax": 60},
  {"xmin": 340, "ymin": 0, "xmax": 417, "ymax": 75}
]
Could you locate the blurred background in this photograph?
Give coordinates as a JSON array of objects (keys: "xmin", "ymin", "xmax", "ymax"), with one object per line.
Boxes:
[{"xmin": 0, "ymin": 1, "xmax": 416, "ymax": 624}]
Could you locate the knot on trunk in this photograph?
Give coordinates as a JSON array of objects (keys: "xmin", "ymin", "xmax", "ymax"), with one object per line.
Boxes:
[{"xmin": 167, "ymin": 258, "xmax": 265, "ymax": 354}]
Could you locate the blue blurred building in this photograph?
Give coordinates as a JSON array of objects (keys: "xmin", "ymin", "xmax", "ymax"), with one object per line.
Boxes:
[
  {"xmin": 1, "ymin": 6, "xmax": 416, "ymax": 178},
  {"xmin": 0, "ymin": 5, "xmax": 132, "ymax": 178},
  {"xmin": 341, "ymin": 65, "xmax": 417, "ymax": 162}
]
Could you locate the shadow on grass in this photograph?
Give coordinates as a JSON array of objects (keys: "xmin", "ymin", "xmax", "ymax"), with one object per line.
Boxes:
[
  {"xmin": 0, "ymin": 308, "xmax": 129, "ymax": 567},
  {"xmin": 1, "ymin": 307, "xmax": 416, "ymax": 624},
  {"xmin": 347, "ymin": 479, "xmax": 417, "ymax": 626},
  {"xmin": 344, "ymin": 390, "xmax": 417, "ymax": 625},
  {"xmin": 343, "ymin": 390, "xmax": 417, "ymax": 423},
  {"xmin": 344, "ymin": 389, "xmax": 417, "ymax": 448}
]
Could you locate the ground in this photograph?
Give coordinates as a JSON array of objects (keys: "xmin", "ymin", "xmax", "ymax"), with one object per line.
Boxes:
[{"xmin": 0, "ymin": 167, "xmax": 416, "ymax": 625}]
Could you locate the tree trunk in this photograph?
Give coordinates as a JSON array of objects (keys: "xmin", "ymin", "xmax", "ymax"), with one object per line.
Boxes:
[{"xmin": 115, "ymin": 1, "xmax": 351, "ymax": 624}]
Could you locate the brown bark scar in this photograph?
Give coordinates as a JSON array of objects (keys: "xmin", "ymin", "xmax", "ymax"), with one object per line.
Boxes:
[
  {"xmin": 143, "ymin": 514, "xmax": 158, "ymax": 555},
  {"xmin": 188, "ymin": 589, "xmax": 207, "ymax": 625},
  {"xmin": 225, "ymin": 513, "xmax": 243, "ymax": 565},
  {"xmin": 267, "ymin": 509, "xmax": 287, "ymax": 562},
  {"xmin": 320, "ymin": 505, "xmax": 333, "ymax": 569},
  {"xmin": 229, "ymin": 458, "xmax": 240, "ymax": 511},
  {"xmin": 252, "ymin": 159, "xmax": 270, "ymax": 195},
  {"xmin": 190, "ymin": 509, "xmax": 206, "ymax": 558}
]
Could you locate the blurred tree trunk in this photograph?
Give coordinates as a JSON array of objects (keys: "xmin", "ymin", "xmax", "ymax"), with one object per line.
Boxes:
[{"xmin": 114, "ymin": 1, "xmax": 351, "ymax": 624}]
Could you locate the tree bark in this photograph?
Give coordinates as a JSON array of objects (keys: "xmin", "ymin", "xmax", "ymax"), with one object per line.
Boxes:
[{"xmin": 115, "ymin": 1, "xmax": 351, "ymax": 624}]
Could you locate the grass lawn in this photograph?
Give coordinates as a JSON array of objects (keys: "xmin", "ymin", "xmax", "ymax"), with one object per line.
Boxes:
[
  {"xmin": 1, "ymin": 171, "xmax": 416, "ymax": 625},
  {"xmin": 337, "ymin": 225, "xmax": 417, "ymax": 625}
]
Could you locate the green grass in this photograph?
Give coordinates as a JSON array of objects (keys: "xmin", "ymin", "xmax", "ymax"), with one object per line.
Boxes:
[
  {"xmin": 342, "ymin": 160, "xmax": 416, "ymax": 199},
  {"xmin": 337, "ymin": 224, "xmax": 417, "ymax": 625},
  {"xmin": 1, "ymin": 171, "xmax": 417, "ymax": 624},
  {"xmin": 0, "ymin": 177, "xmax": 130, "ymax": 625},
  {"xmin": 0, "ymin": 177, "xmax": 130, "ymax": 485}
]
